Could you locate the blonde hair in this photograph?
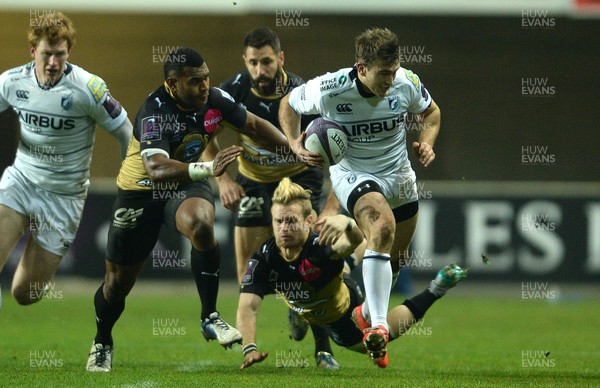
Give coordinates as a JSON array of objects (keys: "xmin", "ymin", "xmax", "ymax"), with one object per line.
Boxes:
[
  {"xmin": 28, "ymin": 11, "xmax": 76, "ymax": 50},
  {"xmin": 272, "ymin": 178, "xmax": 312, "ymax": 218}
]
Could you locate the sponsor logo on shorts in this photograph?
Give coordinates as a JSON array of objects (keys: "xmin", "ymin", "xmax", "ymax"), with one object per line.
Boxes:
[
  {"xmin": 113, "ymin": 207, "xmax": 144, "ymax": 229},
  {"xmin": 238, "ymin": 196, "xmax": 265, "ymax": 219}
]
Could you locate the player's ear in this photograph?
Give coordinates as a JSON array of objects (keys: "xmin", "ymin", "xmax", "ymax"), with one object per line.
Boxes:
[
  {"xmin": 305, "ymin": 213, "xmax": 313, "ymax": 230},
  {"xmin": 165, "ymin": 77, "xmax": 177, "ymax": 91},
  {"xmin": 30, "ymin": 46, "xmax": 36, "ymax": 59},
  {"xmin": 357, "ymin": 62, "xmax": 367, "ymax": 77},
  {"xmin": 278, "ymin": 50, "xmax": 285, "ymax": 67}
]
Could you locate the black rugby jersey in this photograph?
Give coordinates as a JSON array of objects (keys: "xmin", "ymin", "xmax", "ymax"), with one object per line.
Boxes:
[
  {"xmin": 220, "ymin": 70, "xmax": 317, "ymax": 183},
  {"xmin": 117, "ymin": 84, "xmax": 246, "ymax": 190},
  {"xmin": 240, "ymin": 232, "xmax": 350, "ymax": 324}
]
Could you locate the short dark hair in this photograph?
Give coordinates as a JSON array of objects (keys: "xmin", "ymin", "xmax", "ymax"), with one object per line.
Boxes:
[
  {"xmin": 163, "ymin": 47, "xmax": 205, "ymax": 79},
  {"xmin": 355, "ymin": 28, "xmax": 399, "ymax": 67},
  {"xmin": 243, "ymin": 27, "xmax": 281, "ymax": 53}
]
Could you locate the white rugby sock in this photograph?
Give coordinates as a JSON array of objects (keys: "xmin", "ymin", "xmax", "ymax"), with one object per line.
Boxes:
[{"xmin": 362, "ymin": 250, "xmax": 392, "ymax": 330}]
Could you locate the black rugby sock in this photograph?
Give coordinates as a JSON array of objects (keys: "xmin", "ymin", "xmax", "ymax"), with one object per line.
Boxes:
[
  {"xmin": 191, "ymin": 245, "xmax": 221, "ymax": 320},
  {"xmin": 93, "ymin": 284, "xmax": 125, "ymax": 347},
  {"xmin": 402, "ymin": 289, "xmax": 439, "ymax": 322},
  {"xmin": 311, "ymin": 324, "xmax": 333, "ymax": 357}
]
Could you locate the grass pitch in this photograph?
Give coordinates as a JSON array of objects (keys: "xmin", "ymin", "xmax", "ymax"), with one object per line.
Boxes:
[{"xmin": 0, "ymin": 278, "xmax": 599, "ymax": 387}]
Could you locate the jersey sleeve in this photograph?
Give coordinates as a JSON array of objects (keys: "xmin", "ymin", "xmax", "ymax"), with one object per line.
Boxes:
[
  {"xmin": 402, "ymin": 69, "xmax": 433, "ymax": 114},
  {"xmin": 210, "ymin": 87, "xmax": 247, "ymax": 129},
  {"xmin": 137, "ymin": 111, "xmax": 172, "ymax": 156},
  {"xmin": 288, "ymin": 76, "xmax": 323, "ymax": 116},
  {"xmin": 239, "ymin": 250, "xmax": 272, "ymax": 298},
  {"xmin": 0, "ymin": 71, "xmax": 11, "ymax": 113},
  {"xmin": 85, "ymin": 75, "xmax": 128, "ymax": 132}
]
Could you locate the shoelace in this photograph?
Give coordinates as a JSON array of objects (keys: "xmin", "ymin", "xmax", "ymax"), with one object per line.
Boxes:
[
  {"xmin": 91, "ymin": 347, "xmax": 107, "ymax": 364},
  {"xmin": 211, "ymin": 317, "xmax": 231, "ymax": 331}
]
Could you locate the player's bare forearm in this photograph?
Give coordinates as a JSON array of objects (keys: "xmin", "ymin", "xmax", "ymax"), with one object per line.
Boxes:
[
  {"xmin": 142, "ymin": 153, "xmax": 192, "ymax": 183},
  {"xmin": 202, "ymin": 136, "xmax": 244, "ymax": 210},
  {"xmin": 201, "ymin": 135, "xmax": 220, "ymax": 162},
  {"xmin": 237, "ymin": 295, "xmax": 269, "ymax": 371},
  {"xmin": 236, "ymin": 293, "xmax": 262, "ymax": 346},
  {"xmin": 412, "ymin": 100, "xmax": 440, "ymax": 167},
  {"xmin": 278, "ymin": 94, "xmax": 321, "ymax": 164},
  {"xmin": 278, "ymin": 94, "xmax": 302, "ymax": 142},
  {"xmin": 110, "ymin": 119, "xmax": 133, "ymax": 160},
  {"xmin": 419, "ymin": 100, "xmax": 440, "ymax": 147},
  {"xmin": 239, "ymin": 112, "xmax": 288, "ymax": 150},
  {"xmin": 143, "ymin": 146, "xmax": 241, "ymax": 183}
]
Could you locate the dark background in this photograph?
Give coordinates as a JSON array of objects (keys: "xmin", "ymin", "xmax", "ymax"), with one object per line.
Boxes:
[
  {"xmin": 0, "ymin": 12, "xmax": 598, "ymax": 181},
  {"xmin": 0, "ymin": 10, "xmax": 598, "ymax": 282}
]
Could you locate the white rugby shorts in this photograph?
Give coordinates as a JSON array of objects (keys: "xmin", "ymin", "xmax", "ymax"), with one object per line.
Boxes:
[
  {"xmin": 0, "ymin": 166, "xmax": 85, "ymax": 256},
  {"xmin": 329, "ymin": 160, "xmax": 418, "ymax": 215}
]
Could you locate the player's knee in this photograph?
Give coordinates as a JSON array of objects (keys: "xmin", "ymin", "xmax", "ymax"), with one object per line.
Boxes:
[
  {"xmin": 189, "ymin": 219, "xmax": 214, "ymax": 247},
  {"xmin": 12, "ymin": 285, "xmax": 41, "ymax": 305},
  {"xmin": 103, "ymin": 280, "xmax": 127, "ymax": 303},
  {"xmin": 103, "ymin": 272, "xmax": 134, "ymax": 303}
]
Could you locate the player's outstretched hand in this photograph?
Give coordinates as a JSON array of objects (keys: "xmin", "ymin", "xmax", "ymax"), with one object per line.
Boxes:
[
  {"xmin": 315, "ymin": 215, "xmax": 348, "ymax": 246},
  {"xmin": 213, "ymin": 145, "xmax": 243, "ymax": 177},
  {"xmin": 290, "ymin": 133, "xmax": 323, "ymax": 168},
  {"xmin": 240, "ymin": 351, "xmax": 269, "ymax": 370},
  {"xmin": 412, "ymin": 141, "xmax": 436, "ymax": 167}
]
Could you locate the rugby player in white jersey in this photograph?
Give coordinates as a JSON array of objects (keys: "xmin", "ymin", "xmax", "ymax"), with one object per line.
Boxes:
[
  {"xmin": 0, "ymin": 12, "xmax": 132, "ymax": 309},
  {"xmin": 279, "ymin": 28, "xmax": 441, "ymax": 365}
]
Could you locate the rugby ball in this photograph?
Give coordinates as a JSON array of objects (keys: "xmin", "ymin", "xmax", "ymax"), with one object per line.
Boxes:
[{"xmin": 303, "ymin": 118, "xmax": 347, "ymax": 165}]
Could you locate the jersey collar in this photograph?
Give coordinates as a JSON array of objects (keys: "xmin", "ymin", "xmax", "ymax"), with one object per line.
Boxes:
[
  {"xmin": 351, "ymin": 65, "xmax": 376, "ymax": 98},
  {"xmin": 34, "ymin": 62, "xmax": 72, "ymax": 91}
]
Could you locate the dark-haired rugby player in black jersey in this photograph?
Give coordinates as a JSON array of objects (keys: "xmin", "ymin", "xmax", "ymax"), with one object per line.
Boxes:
[
  {"xmin": 86, "ymin": 47, "xmax": 289, "ymax": 372},
  {"xmin": 206, "ymin": 27, "xmax": 340, "ymax": 369}
]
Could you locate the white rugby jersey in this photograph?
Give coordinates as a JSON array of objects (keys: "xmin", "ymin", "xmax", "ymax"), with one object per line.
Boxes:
[
  {"xmin": 289, "ymin": 66, "xmax": 432, "ymax": 175},
  {"xmin": 0, "ymin": 62, "xmax": 128, "ymax": 196}
]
